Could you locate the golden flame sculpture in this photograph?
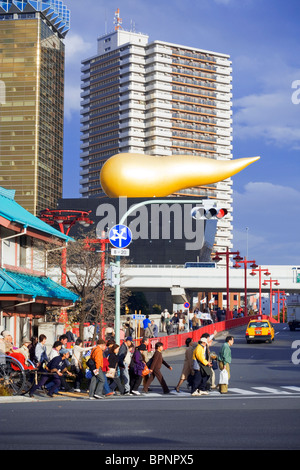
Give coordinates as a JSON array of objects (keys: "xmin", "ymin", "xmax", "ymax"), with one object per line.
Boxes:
[{"xmin": 100, "ymin": 153, "xmax": 260, "ymax": 198}]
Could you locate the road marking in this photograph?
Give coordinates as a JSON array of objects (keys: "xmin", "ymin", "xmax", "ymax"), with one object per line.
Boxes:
[
  {"xmin": 281, "ymin": 386, "xmax": 300, "ymax": 392},
  {"xmin": 229, "ymin": 388, "xmax": 259, "ymax": 395},
  {"xmin": 170, "ymin": 390, "xmax": 190, "ymax": 396},
  {"xmin": 252, "ymin": 387, "xmax": 292, "ymax": 394},
  {"xmin": 32, "ymin": 385, "xmax": 300, "ymax": 402}
]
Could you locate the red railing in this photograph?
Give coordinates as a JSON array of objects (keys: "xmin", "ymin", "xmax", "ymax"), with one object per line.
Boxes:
[
  {"xmin": 67, "ymin": 315, "xmax": 277, "ymax": 352},
  {"xmin": 147, "ymin": 316, "xmax": 251, "ymax": 351},
  {"xmin": 146, "ymin": 314, "xmax": 278, "ymax": 351}
]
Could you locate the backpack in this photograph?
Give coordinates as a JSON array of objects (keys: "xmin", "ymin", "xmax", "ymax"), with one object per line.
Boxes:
[{"xmin": 86, "ymin": 357, "xmax": 96, "ymax": 371}]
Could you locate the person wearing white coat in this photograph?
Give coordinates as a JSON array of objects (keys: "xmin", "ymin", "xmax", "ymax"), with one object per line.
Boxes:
[{"xmin": 71, "ymin": 338, "xmax": 93, "ymax": 392}]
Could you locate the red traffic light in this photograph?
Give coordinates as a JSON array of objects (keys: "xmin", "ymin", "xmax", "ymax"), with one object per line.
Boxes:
[
  {"xmin": 216, "ymin": 208, "xmax": 228, "ymax": 219},
  {"xmin": 191, "ymin": 206, "xmax": 228, "ymax": 220}
]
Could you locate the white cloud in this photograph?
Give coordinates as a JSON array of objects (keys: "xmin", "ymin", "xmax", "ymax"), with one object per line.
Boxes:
[
  {"xmin": 63, "ymin": 34, "xmax": 94, "ymax": 121},
  {"xmin": 64, "ymin": 84, "xmax": 81, "ymax": 121},
  {"xmin": 64, "ymin": 33, "xmax": 94, "ymax": 65},
  {"xmin": 234, "ymin": 91, "xmax": 300, "ymax": 148},
  {"xmin": 233, "ymin": 54, "xmax": 300, "ymax": 149}
]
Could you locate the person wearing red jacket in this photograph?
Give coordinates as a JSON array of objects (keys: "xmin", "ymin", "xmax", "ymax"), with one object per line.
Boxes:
[{"xmin": 89, "ymin": 339, "xmax": 106, "ymax": 399}]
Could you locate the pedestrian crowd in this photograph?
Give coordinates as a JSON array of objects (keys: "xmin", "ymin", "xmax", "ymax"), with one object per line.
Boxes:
[
  {"xmin": 85, "ymin": 336, "xmax": 173, "ymax": 399},
  {"xmin": 175, "ymin": 332, "xmax": 234, "ymax": 396},
  {"xmin": 160, "ymin": 307, "xmax": 225, "ymax": 335},
  {"xmin": 1, "ymin": 327, "xmax": 234, "ymax": 399}
]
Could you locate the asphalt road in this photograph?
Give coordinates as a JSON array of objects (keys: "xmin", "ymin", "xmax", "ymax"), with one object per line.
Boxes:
[{"xmin": 1, "ymin": 323, "xmax": 300, "ymax": 453}]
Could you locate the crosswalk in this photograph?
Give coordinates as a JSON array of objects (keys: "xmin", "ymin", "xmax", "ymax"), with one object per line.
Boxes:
[
  {"xmin": 168, "ymin": 385, "xmax": 300, "ymax": 397},
  {"xmin": 28, "ymin": 385, "xmax": 300, "ymax": 401}
]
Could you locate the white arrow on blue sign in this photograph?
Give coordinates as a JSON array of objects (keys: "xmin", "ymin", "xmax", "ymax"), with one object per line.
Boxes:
[{"xmin": 109, "ymin": 224, "xmax": 132, "ymax": 249}]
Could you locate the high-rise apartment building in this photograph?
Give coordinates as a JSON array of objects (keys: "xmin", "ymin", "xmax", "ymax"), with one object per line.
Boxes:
[
  {"xmin": 80, "ymin": 27, "xmax": 233, "ymax": 253},
  {"xmin": 0, "ymin": 0, "xmax": 70, "ymax": 215}
]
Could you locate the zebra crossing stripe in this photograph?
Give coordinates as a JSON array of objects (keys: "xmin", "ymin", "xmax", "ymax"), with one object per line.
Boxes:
[
  {"xmin": 280, "ymin": 386, "xmax": 300, "ymax": 392},
  {"xmin": 252, "ymin": 387, "xmax": 292, "ymax": 394},
  {"xmin": 229, "ymin": 388, "xmax": 259, "ymax": 395}
]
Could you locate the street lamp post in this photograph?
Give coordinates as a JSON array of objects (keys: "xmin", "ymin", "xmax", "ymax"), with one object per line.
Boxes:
[
  {"xmin": 234, "ymin": 257, "xmax": 257, "ymax": 317},
  {"xmin": 114, "ymin": 198, "xmax": 224, "ymax": 344},
  {"xmin": 262, "ymin": 278, "xmax": 280, "ymax": 319},
  {"xmin": 250, "ymin": 266, "xmax": 271, "ymax": 316},
  {"xmin": 272, "ymin": 289, "xmax": 286, "ymax": 323},
  {"xmin": 212, "ymin": 249, "xmax": 243, "ymax": 320}
]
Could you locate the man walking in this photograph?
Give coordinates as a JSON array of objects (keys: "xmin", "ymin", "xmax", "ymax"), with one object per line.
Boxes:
[
  {"xmin": 89, "ymin": 339, "xmax": 107, "ymax": 399},
  {"xmin": 218, "ymin": 335, "xmax": 234, "ymax": 394},
  {"xmin": 142, "ymin": 342, "xmax": 172, "ymax": 394}
]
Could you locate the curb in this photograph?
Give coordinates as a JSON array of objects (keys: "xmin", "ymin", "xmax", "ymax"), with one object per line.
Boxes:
[{"xmin": 0, "ymin": 395, "xmax": 30, "ymax": 403}]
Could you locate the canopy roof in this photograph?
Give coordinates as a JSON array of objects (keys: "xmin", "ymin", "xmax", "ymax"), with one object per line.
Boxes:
[
  {"xmin": 0, "ymin": 268, "xmax": 79, "ymax": 303},
  {"xmin": 0, "ymin": 187, "xmax": 72, "ymax": 242}
]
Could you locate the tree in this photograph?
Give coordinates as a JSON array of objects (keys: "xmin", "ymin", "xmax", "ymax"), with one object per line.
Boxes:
[{"xmin": 46, "ymin": 230, "xmax": 130, "ymax": 340}]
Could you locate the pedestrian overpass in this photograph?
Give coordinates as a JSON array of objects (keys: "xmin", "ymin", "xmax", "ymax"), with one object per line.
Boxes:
[
  {"xmin": 121, "ymin": 264, "xmax": 300, "ymax": 303},
  {"xmin": 48, "ymin": 264, "xmax": 300, "ymax": 305}
]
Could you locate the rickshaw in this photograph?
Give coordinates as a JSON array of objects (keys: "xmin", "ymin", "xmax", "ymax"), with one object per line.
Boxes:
[{"xmin": 0, "ymin": 353, "xmax": 36, "ymax": 396}]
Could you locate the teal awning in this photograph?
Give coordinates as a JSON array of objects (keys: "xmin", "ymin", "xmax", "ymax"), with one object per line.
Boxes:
[
  {"xmin": 0, "ymin": 269, "xmax": 79, "ymax": 303},
  {"xmin": 0, "ymin": 187, "xmax": 72, "ymax": 242}
]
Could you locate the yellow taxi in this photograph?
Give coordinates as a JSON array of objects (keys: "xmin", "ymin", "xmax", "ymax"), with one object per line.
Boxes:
[{"xmin": 245, "ymin": 319, "xmax": 275, "ymax": 343}]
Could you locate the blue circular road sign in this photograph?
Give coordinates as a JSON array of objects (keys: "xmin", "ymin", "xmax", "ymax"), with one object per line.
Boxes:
[
  {"xmin": 184, "ymin": 302, "xmax": 190, "ymax": 309},
  {"xmin": 109, "ymin": 224, "xmax": 132, "ymax": 248}
]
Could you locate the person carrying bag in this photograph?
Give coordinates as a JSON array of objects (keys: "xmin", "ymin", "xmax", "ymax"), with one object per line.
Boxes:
[{"xmin": 218, "ymin": 335, "xmax": 234, "ymax": 394}]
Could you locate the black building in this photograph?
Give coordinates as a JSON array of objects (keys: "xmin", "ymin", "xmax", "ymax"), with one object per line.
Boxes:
[
  {"xmin": 57, "ymin": 197, "xmax": 218, "ymax": 311},
  {"xmin": 57, "ymin": 197, "xmax": 217, "ymax": 265}
]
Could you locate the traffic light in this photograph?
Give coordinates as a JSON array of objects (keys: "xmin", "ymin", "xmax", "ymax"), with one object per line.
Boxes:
[
  {"xmin": 105, "ymin": 264, "xmax": 120, "ymax": 287},
  {"xmin": 191, "ymin": 206, "xmax": 228, "ymax": 220}
]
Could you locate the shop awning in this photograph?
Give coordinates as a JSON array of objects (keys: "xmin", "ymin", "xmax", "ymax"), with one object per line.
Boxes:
[{"xmin": 0, "ymin": 269, "xmax": 79, "ymax": 304}]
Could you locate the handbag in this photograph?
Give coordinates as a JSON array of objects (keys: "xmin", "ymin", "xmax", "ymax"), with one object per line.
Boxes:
[
  {"xmin": 106, "ymin": 367, "xmax": 116, "ymax": 378},
  {"xmin": 200, "ymin": 364, "xmax": 211, "ymax": 377},
  {"xmin": 142, "ymin": 364, "xmax": 150, "ymax": 377},
  {"xmin": 219, "ymin": 368, "xmax": 229, "ymax": 385}
]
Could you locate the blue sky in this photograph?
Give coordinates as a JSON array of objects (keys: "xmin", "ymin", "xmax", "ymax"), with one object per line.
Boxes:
[{"xmin": 62, "ymin": 0, "xmax": 300, "ymax": 265}]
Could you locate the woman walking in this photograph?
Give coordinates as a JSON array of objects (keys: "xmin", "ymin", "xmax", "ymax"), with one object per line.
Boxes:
[
  {"xmin": 175, "ymin": 337, "xmax": 196, "ymax": 392},
  {"xmin": 129, "ymin": 343, "xmax": 147, "ymax": 395}
]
